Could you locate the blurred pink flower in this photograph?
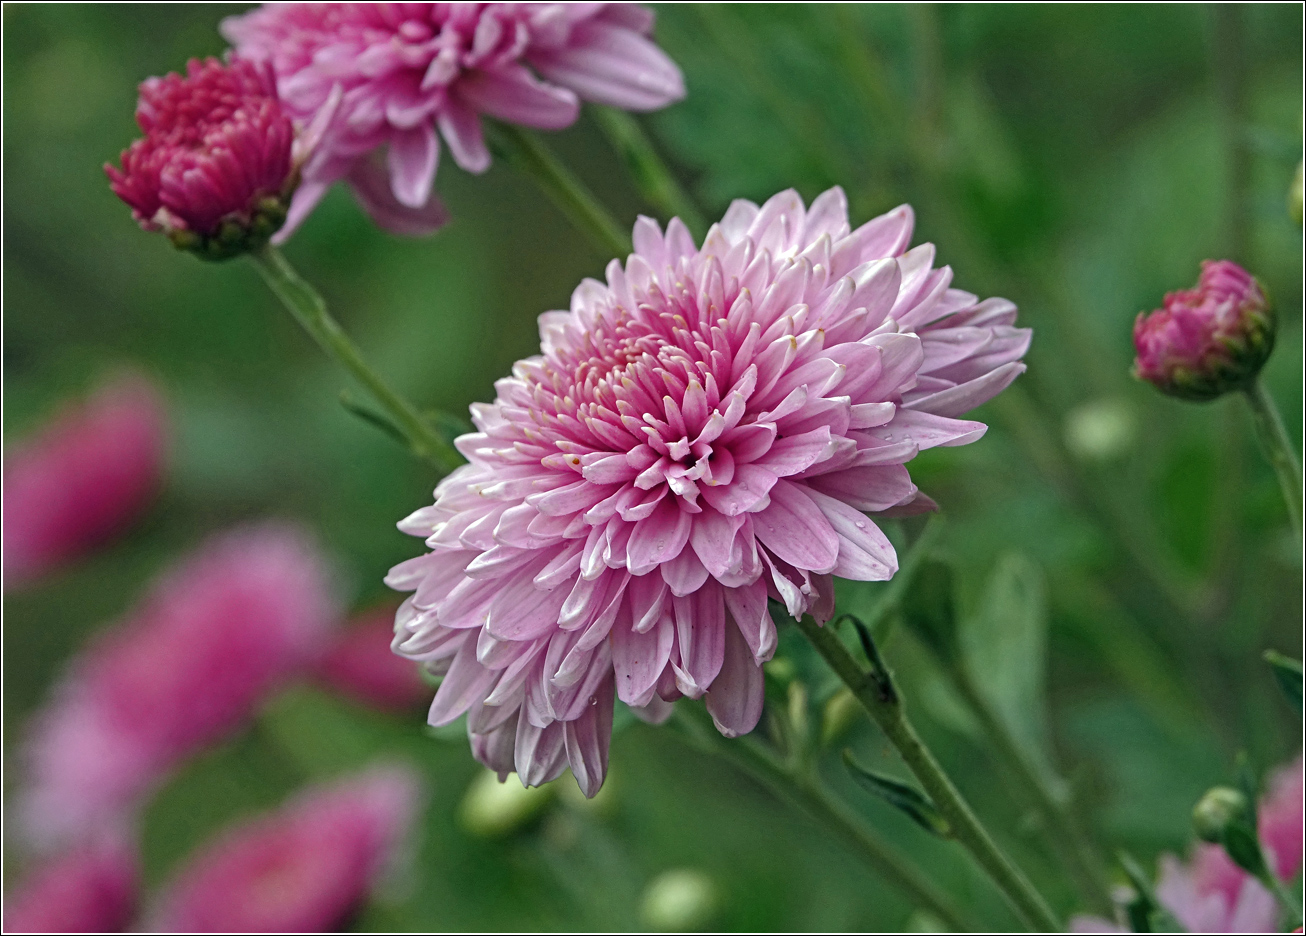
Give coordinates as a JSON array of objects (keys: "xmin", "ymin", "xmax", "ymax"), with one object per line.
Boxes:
[
  {"xmin": 1073, "ymin": 753, "xmax": 1303, "ymax": 934},
  {"xmin": 221, "ymin": 3, "xmax": 684, "ymax": 239},
  {"xmin": 388, "ymin": 188, "xmax": 1028, "ymax": 795},
  {"xmin": 3, "ymin": 836, "xmax": 138, "ymax": 934},
  {"xmin": 3, "ymin": 372, "xmax": 168, "ymax": 589},
  {"xmin": 16, "ymin": 523, "xmax": 339, "ymax": 850},
  {"xmin": 1133, "ymin": 259, "xmax": 1275, "ymax": 401},
  {"xmin": 148, "ymin": 765, "xmax": 421, "ymax": 933},
  {"xmin": 105, "ymin": 56, "xmax": 308, "ymax": 258},
  {"xmin": 313, "ymin": 603, "xmax": 430, "ymax": 712}
]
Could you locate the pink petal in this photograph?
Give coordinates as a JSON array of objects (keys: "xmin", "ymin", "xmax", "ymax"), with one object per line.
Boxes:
[
  {"xmin": 386, "ymin": 124, "xmax": 439, "ymax": 209},
  {"xmin": 529, "ymin": 22, "xmax": 685, "ymax": 111},
  {"xmin": 705, "ymin": 617, "xmax": 765, "ymax": 737},
  {"xmin": 346, "ymin": 157, "xmax": 449, "ymax": 237},
  {"xmin": 456, "ymin": 64, "xmax": 579, "ymax": 129},
  {"xmin": 751, "ymin": 480, "xmax": 839, "ymax": 574}
]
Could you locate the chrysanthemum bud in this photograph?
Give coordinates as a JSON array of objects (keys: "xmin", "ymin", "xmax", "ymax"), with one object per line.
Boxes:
[
  {"xmin": 640, "ymin": 869, "xmax": 719, "ymax": 932},
  {"xmin": 1193, "ymin": 786, "xmax": 1250, "ymax": 844},
  {"xmin": 105, "ymin": 57, "xmax": 297, "ymax": 260},
  {"xmin": 1133, "ymin": 260, "xmax": 1275, "ymax": 401}
]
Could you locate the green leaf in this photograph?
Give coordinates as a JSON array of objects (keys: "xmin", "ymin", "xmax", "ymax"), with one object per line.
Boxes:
[
  {"xmin": 1263, "ymin": 650, "xmax": 1303, "ymax": 716},
  {"xmin": 1117, "ymin": 851, "xmax": 1182, "ymax": 933},
  {"xmin": 960, "ymin": 553, "xmax": 1058, "ymax": 788},
  {"xmin": 842, "ymin": 750, "xmax": 951, "ymax": 838}
]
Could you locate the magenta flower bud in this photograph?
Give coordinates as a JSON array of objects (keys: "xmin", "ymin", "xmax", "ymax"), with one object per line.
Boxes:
[
  {"xmin": 148, "ymin": 766, "xmax": 421, "ymax": 932},
  {"xmin": 3, "ymin": 372, "xmax": 168, "ymax": 590},
  {"xmin": 221, "ymin": 3, "xmax": 685, "ymax": 239},
  {"xmin": 1133, "ymin": 260, "xmax": 1275, "ymax": 401},
  {"xmin": 15, "ymin": 523, "xmax": 339, "ymax": 851},
  {"xmin": 105, "ymin": 56, "xmax": 298, "ymax": 259},
  {"xmin": 3, "ymin": 836, "xmax": 138, "ymax": 934},
  {"xmin": 312, "ymin": 604, "xmax": 430, "ymax": 713}
]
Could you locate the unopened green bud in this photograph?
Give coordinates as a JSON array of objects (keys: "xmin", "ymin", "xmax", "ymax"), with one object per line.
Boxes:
[
  {"xmin": 458, "ymin": 769, "xmax": 554, "ymax": 837},
  {"xmin": 1193, "ymin": 786, "xmax": 1249, "ymax": 843},
  {"xmin": 640, "ymin": 869, "xmax": 719, "ymax": 932},
  {"xmin": 821, "ymin": 687, "xmax": 860, "ymax": 747}
]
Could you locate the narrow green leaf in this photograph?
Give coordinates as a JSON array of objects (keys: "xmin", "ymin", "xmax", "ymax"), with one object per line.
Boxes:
[
  {"xmin": 1263, "ymin": 650, "xmax": 1303, "ymax": 716},
  {"xmin": 842, "ymin": 750, "xmax": 951, "ymax": 838}
]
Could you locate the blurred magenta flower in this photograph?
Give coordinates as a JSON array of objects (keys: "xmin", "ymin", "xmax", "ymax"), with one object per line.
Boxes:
[
  {"xmin": 313, "ymin": 603, "xmax": 430, "ymax": 712},
  {"xmin": 105, "ymin": 56, "xmax": 314, "ymax": 259},
  {"xmin": 1133, "ymin": 259, "xmax": 1275, "ymax": 401},
  {"xmin": 1073, "ymin": 753, "xmax": 1303, "ymax": 933},
  {"xmin": 221, "ymin": 3, "xmax": 684, "ymax": 239},
  {"xmin": 3, "ymin": 836, "xmax": 138, "ymax": 934},
  {"xmin": 16, "ymin": 523, "xmax": 338, "ymax": 850},
  {"xmin": 388, "ymin": 187, "xmax": 1029, "ymax": 795},
  {"xmin": 3, "ymin": 372, "xmax": 167, "ymax": 590},
  {"xmin": 148, "ymin": 765, "xmax": 420, "ymax": 933}
]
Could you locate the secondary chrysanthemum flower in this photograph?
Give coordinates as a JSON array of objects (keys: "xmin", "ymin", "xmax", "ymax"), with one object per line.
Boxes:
[
  {"xmin": 313, "ymin": 604, "xmax": 431, "ymax": 713},
  {"xmin": 3, "ymin": 372, "xmax": 168, "ymax": 590},
  {"xmin": 221, "ymin": 3, "xmax": 684, "ymax": 238},
  {"xmin": 147, "ymin": 765, "xmax": 420, "ymax": 932},
  {"xmin": 106, "ymin": 56, "xmax": 316, "ymax": 259},
  {"xmin": 3, "ymin": 835, "xmax": 138, "ymax": 934},
  {"xmin": 1133, "ymin": 260, "xmax": 1275, "ymax": 401},
  {"xmin": 16, "ymin": 523, "xmax": 338, "ymax": 850},
  {"xmin": 389, "ymin": 187, "xmax": 1029, "ymax": 795}
]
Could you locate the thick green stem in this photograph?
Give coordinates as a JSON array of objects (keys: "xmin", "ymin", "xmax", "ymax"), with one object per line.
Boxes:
[
  {"xmin": 590, "ymin": 106, "xmax": 707, "ymax": 239},
  {"xmin": 946, "ymin": 662, "xmax": 1114, "ymax": 915},
  {"xmin": 485, "ymin": 122, "xmax": 632, "ymax": 260},
  {"xmin": 1261, "ymin": 867, "xmax": 1305, "ymax": 929},
  {"xmin": 667, "ymin": 706, "xmax": 968, "ymax": 932},
  {"xmin": 249, "ymin": 245, "xmax": 462, "ymax": 474},
  {"xmin": 797, "ymin": 617, "xmax": 1061, "ymax": 932},
  {"xmin": 1243, "ymin": 379, "xmax": 1304, "ymax": 541}
]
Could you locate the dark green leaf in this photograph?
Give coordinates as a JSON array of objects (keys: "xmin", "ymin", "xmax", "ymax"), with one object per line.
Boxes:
[
  {"xmin": 1264, "ymin": 650, "xmax": 1303, "ymax": 716},
  {"xmin": 842, "ymin": 750, "xmax": 951, "ymax": 838}
]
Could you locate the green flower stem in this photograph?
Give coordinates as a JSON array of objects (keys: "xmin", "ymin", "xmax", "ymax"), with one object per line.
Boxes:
[
  {"xmin": 1243, "ymin": 378, "xmax": 1304, "ymax": 542},
  {"xmin": 796, "ymin": 616, "xmax": 1061, "ymax": 932},
  {"xmin": 485, "ymin": 122, "xmax": 632, "ymax": 260},
  {"xmin": 667, "ymin": 706, "xmax": 968, "ymax": 932},
  {"xmin": 249, "ymin": 245, "xmax": 462, "ymax": 474},
  {"xmin": 941, "ymin": 656, "xmax": 1114, "ymax": 915},
  {"xmin": 1259, "ymin": 867, "xmax": 1304, "ymax": 929},
  {"xmin": 589, "ymin": 105, "xmax": 707, "ymax": 239}
]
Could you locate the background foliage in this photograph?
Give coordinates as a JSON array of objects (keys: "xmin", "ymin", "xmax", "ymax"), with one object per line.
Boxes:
[{"xmin": 4, "ymin": 3, "xmax": 1302, "ymax": 930}]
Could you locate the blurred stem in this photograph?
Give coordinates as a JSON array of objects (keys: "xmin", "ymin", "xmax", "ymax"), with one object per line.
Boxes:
[
  {"xmin": 1213, "ymin": 3, "xmax": 1251, "ymax": 264},
  {"xmin": 667, "ymin": 706, "xmax": 969, "ymax": 932},
  {"xmin": 590, "ymin": 106, "xmax": 707, "ymax": 239},
  {"xmin": 1243, "ymin": 379, "xmax": 1304, "ymax": 542},
  {"xmin": 249, "ymin": 245, "xmax": 462, "ymax": 474},
  {"xmin": 930, "ymin": 640, "xmax": 1114, "ymax": 915},
  {"xmin": 485, "ymin": 122, "xmax": 632, "ymax": 259},
  {"xmin": 796, "ymin": 616, "xmax": 1061, "ymax": 932},
  {"xmin": 1262, "ymin": 869, "xmax": 1305, "ymax": 929}
]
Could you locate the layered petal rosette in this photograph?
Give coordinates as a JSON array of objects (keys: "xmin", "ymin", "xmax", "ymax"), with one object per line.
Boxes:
[
  {"xmin": 389, "ymin": 188, "xmax": 1030, "ymax": 795},
  {"xmin": 222, "ymin": 3, "xmax": 684, "ymax": 238}
]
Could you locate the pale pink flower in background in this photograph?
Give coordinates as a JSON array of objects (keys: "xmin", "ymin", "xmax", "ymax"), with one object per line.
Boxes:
[
  {"xmin": 1133, "ymin": 259, "xmax": 1275, "ymax": 401},
  {"xmin": 1072, "ymin": 753, "xmax": 1303, "ymax": 934},
  {"xmin": 3, "ymin": 372, "xmax": 168, "ymax": 590},
  {"xmin": 389, "ymin": 187, "xmax": 1029, "ymax": 795},
  {"xmin": 313, "ymin": 603, "xmax": 431, "ymax": 712},
  {"xmin": 148, "ymin": 765, "xmax": 421, "ymax": 933},
  {"xmin": 3, "ymin": 835, "xmax": 138, "ymax": 934},
  {"xmin": 221, "ymin": 3, "xmax": 684, "ymax": 239},
  {"xmin": 16, "ymin": 523, "xmax": 339, "ymax": 850}
]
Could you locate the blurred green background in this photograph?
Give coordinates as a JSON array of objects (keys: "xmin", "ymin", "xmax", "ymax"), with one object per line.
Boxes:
[{"xmin": 3, "ymin": 3, "xmax": 1302, "ymax": 931}]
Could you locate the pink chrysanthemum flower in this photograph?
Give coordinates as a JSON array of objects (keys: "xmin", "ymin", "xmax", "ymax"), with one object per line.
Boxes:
[
  {"xmin": 1133, "ymin": 259, "xmax": 1275, "ymax": 401},
  {"xmin": 221, "ymin": 3, "xmax": 684, "ymax": 239},
  {"xmin": 313, "ymin": 603, "xmax": 431, "ymax": 713},
  {"xmin": 3, "ymin": 835, "xmax": 138, "ymax": 934},
  {"xmin": 388, "ymin": 188, "xmax": 1030, "ymax": 795},
  {"xmin": 1072, "ymin": 753, "xmax": 1303, "ymax": 934},
  {"xmin": 147, "ymin": 765, "xmax": 420, "ymax": 932},
  {"xmin": 16, "ymin": 523, "xmax": 338, "ymax": 851},
  {"xmin": 3, "ymin": 372, "xmax": 168, "ymax": 590}
]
